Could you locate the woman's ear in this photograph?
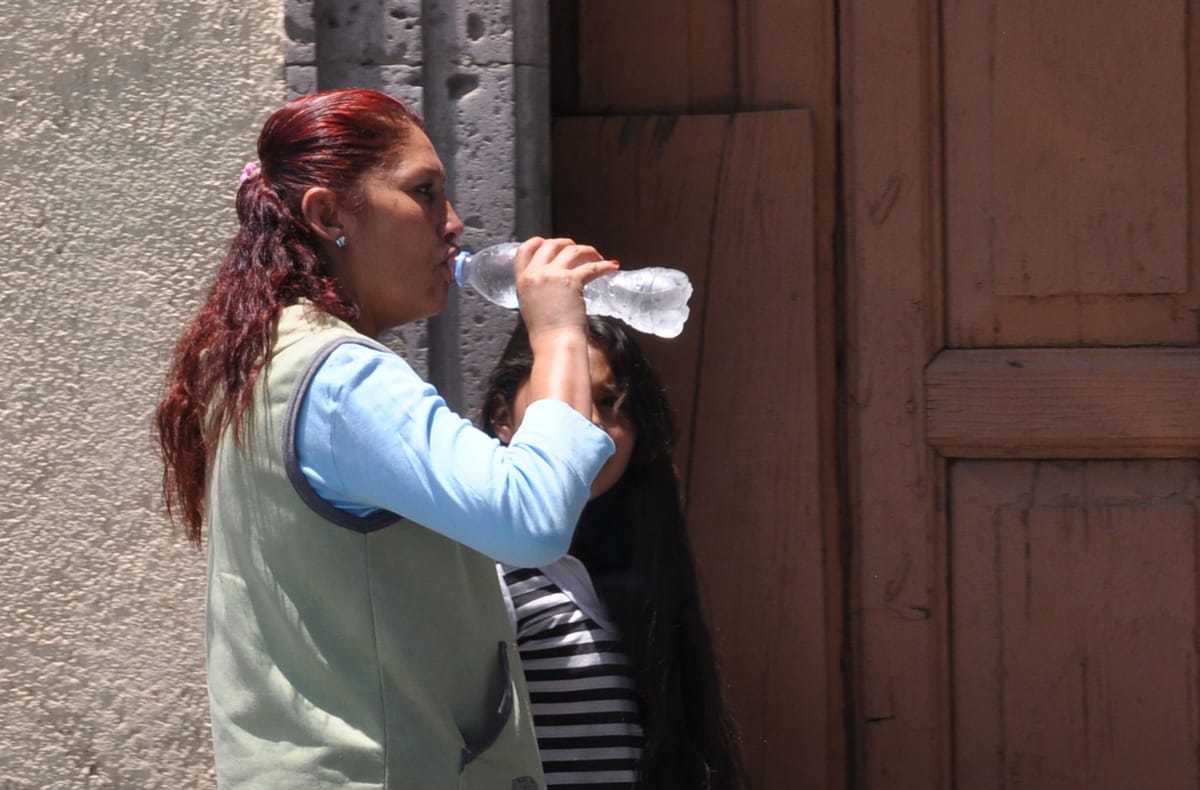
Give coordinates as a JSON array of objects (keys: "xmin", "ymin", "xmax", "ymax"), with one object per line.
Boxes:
[
  {"xmin": 489, "ymin": 398, "xmax": 516, "ymax": 444},
  {"xmin": 300, "ymin": 186, "xmax": 345, "ymax": 245}
]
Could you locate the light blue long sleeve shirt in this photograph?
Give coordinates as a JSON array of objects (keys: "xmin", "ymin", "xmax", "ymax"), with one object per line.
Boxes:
[{"xmin": 294, "ymin": 342, "xmax": 614, "ymax": 567}]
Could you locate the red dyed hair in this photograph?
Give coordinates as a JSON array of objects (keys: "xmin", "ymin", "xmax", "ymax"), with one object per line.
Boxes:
[{"xmin": 155, "ymin": 89, "xmax": 424, "ymax": 546}]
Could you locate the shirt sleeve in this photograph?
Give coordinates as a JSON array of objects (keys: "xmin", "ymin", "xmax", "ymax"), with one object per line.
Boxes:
[{"xmin": 295, "ymin": 342, "xmax": 615, "ymax": 567}]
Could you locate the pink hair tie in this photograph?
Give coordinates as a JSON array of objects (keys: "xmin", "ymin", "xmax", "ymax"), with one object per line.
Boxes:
[{"xmin": 239, "ymin": 161, "xmax": 261, "ymax": 185}]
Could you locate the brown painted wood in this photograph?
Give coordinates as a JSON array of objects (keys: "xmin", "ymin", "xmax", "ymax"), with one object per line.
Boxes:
[
  {"xmin": 557, "ymin": 1, "xmax": 1200, "ymax": 787},
  {"xmin": 686, "ymin": 110, "xmax": 825, "ymax": 789},
  {"xmin": 846, "ymin": 0, "xmax": 1200, "ymax": 784},
  {"xmin": 552, "ymin": 110, "xmax": 831, "ymax": 789},
  {"xmin": 574, "ymin": 0, "xmax": 734, "ymax": 113},
  {"xmin": 841, "ymin": 0, "xmax": 948, "ymax": 787},
  {"xmin": 943, "ymin": 0, "xmax": 1200, "ymax": 346},
  {"xmin": 733, "ymin": 18, "xmax": 843, "ymax": 772},
  {"xmin": 927, "ymin": 348, "xmax": 1200, "ymax": 458},
  {"xmin": 952, "ymin": 461, "xmax": 1200, "ymax": 788},
  {"xmin": 736, "ymin": 0, "xmax": 833, "ymax": 111},
  {"xmin": 687, "ymin": 0, "xmax": 737, "ymax": 111}
]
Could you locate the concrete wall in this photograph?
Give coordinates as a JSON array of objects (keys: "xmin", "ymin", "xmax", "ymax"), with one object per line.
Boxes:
[{"xmin": 0, "ymin": 1, "xmax": 283, "ymax": 785}]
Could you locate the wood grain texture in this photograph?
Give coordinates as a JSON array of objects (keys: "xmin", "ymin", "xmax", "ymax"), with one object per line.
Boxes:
[
  {"xmin": 575, "ymin": 0, "xmax": 733, "ymax": 112},
  {"xmin": 841, "ymin": 0, "xmax": 949, "ymax": 786},
  {"xmin": 952, "ymin": 461, "xmax": 1200, "ymax": 789},
  {"xmin": 686, "ymin": 110, "xmax": 824, "ymax": 790},
  {"xmin": 988, "ymin": 1, "xmax": 1186, "ymax": 296},
  {"xmin": 944, "ymin": 0, "xmax": 1199, "ymax": 345},
  {"xmin": 927, "ymin": 348, "xmax": 1200, "ymax": 458}
]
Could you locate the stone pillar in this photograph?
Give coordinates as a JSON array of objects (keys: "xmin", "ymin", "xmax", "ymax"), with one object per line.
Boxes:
[{"xmin": 284, "ymin": 0, "xmax": 551, "ymax": 417}]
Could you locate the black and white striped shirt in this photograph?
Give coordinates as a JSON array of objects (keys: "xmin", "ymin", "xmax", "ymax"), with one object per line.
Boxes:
[{"xmin": 500, "ymin": 559, "xmax": 645, "ymax": 789}]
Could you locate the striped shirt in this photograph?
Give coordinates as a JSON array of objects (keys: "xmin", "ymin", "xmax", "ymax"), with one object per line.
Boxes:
[{"xmin": 500, "ymin": 560, "xmax": 645, "ymax": 789}]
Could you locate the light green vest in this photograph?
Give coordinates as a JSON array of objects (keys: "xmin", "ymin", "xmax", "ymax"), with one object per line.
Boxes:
[{"xmin": 205, "ymin": 304, "xmax": 544, "ymax": 789}]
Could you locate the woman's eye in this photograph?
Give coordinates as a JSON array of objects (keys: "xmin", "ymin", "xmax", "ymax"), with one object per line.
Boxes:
[
  {"xmin": 414, "ymin": 184, "xmax": 436, "ymax": 202},
  {"xmin": 595, "ymin": 391, "xmax": 624, "ymax": 416}
]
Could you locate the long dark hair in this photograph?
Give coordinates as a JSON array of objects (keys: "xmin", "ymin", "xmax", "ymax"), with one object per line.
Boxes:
[
  {"xmin": 482, "ymin": 317, "xmax": 749, "ymax": 790},
  {"xmin": 155, "ymin": 89, "xmax": 424, "ymax": 546}
]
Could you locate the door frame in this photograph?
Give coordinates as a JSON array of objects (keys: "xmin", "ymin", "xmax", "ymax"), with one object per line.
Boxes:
[{"xmin": 840, "ymin": 0, "xmax": 950, "ymax": 787}]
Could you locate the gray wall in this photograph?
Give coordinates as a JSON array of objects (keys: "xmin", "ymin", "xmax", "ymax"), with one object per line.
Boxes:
[{"xmin": 0, "ymin": 1, "xmax": 545, "ymax": 785}]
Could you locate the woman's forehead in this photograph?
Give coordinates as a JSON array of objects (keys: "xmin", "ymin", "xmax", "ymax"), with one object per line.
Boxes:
[{"xmin": 391, "ymin": 142, "xmax": 444, "ymax": 178}]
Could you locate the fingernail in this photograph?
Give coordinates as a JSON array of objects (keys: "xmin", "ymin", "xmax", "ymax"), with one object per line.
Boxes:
[{"xmin": 611, "ymin": 259, "xmax": 621, "ymax": 266}]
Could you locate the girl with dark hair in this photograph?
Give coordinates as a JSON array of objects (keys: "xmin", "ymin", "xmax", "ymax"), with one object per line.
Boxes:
[
  {"xmin": 482, "ymin": 317, "xmax": 749, "ymax": 790},
  {"xmin": 155, "ymin": 88, "xmax": 619, "ymax": 788}
]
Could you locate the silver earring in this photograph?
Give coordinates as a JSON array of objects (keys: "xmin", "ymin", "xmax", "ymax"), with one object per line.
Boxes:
[{"xmin": 335, "ymin": 235, "xmax": 346, "ymax": 249}]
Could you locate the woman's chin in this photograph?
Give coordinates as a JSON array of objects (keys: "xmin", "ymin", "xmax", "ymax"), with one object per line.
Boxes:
[{"xmin": 589, "ymin": 477, "xmax": 617, "ymax": 500}]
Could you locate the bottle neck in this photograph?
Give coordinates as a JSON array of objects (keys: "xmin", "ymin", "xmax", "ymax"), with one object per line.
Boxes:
[{"xmin": 453, "ymin": 251, "xmax": 470, "ymax": 286}]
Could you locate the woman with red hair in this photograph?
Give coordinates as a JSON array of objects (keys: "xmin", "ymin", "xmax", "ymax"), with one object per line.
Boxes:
[{"xmin": 155, "ymin": 88, "xmax": 617, "ymax": 788}]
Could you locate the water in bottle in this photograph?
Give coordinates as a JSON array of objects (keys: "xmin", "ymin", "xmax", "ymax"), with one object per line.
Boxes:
[{"xmin": 453, "ymin": 242, "xmax": 693, "ymax": 339}]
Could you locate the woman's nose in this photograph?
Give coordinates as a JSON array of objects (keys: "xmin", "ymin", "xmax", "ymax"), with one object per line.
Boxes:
[{"xmin": 444, "ymin": 201, "xmax": 465, "ymax": 240}]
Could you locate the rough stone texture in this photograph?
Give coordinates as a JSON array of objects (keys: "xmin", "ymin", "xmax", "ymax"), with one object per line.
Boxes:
[
  {"xmin": 0, "ymin": 1, "xmax": 283, "ymax": 785},
  {"xmin": 315, "ymin": 0, "xmax": 423, "ymax": 67},
  {"xmin": 427, "ymin": 0, "xmax": 549, "ymax": 416},
  {"xmin": 456, "ymin": 0, "xmax": 553, "ymax": 416},
  {"xmin": 447, "ymin": 65, "xmax": 523, "ymax": 416}
]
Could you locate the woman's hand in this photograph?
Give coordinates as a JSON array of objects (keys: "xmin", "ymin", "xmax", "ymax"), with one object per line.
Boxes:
[
  {"xmin": 513, "ymin": 237, "xmax": 617, "ymax": 338},
  {"xmin": 515, "ymin": 237, "xmax": 619, "ymax": 417}
]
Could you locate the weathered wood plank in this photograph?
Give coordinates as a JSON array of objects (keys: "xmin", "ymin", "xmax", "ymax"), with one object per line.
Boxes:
[
  {"xmin": 927, "ymin": 348, "xmax": 1200, "ymax": 458},
  {"xmin": 944, "ymin": 0, "xmax": 1198, "ymax": 345},
  {"xmin": 952, "ymin": 461, "xmax": 1200, "ymax": 789},
  {"xmin": 841, "ymin": 0, "xmax": 949, "ymax": 786},
  {"xmin": 686, "ymin": 110, "xmax": 824, "ymax": 789},
  {"xmin": 736, "ymin": 0, "xmax": 832, "ymax": 110},
  {"xmin": 734, "ymin": 10, "xmax": 844, "ymax": 779},
  {"xmin": 991, "ymin": 1, "xmax": 1187, "ymax": 296},
  {"xmin": 574, "ymin": 0, "xmax": 735, "ymax": 112}
]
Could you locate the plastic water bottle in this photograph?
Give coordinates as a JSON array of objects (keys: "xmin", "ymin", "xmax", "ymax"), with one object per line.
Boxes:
[{"xmin": 453, "ymin": 242, "xmax": 693, "ymax": 339}]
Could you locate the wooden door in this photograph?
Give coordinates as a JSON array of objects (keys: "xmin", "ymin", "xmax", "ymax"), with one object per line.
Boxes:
[{"xmin": 844, "ymin": 1, "xmax": 1200, "ymax": 788}]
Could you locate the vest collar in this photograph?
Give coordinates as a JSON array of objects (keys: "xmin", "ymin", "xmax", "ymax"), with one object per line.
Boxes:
[{"xmin": 273, "ymin": 301, "xmax": 362, "ymax": 358}]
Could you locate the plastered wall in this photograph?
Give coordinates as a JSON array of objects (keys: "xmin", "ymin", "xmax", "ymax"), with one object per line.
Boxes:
[{"xmin": 0, "ymin": 2, "xmax": 283, "ymax": 785}]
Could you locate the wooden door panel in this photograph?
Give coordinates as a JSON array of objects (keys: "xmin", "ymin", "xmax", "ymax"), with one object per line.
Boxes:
[
  {"xmin": 952, "ymin": 461, "xmax": 1200, "ymax": 789},
  {"xmin": 553, "ymin": 110, "xmax": 829, "ymax": 789},
  {"xmin": 944, "ymin": 0, "xmax": 1198, "ymax": 345},
  {"xmin": 846, "ymin": 0, "xmax": 1200, "ymax": 787}
]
